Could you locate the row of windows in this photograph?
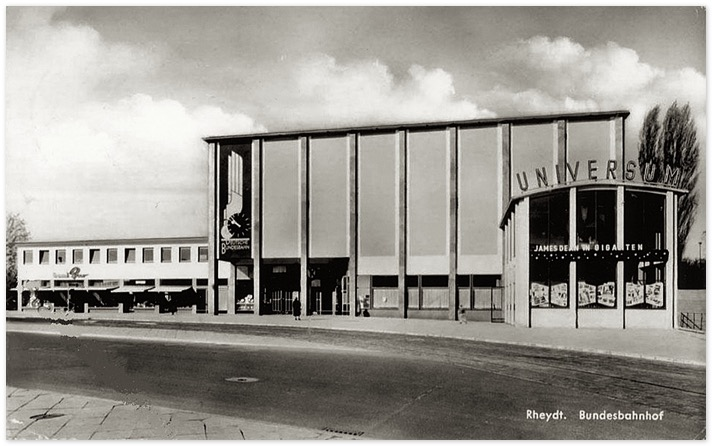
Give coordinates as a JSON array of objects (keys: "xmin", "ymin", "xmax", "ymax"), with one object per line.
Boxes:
[
  {"xmin": 23, "ymin": 246, "xmax": 209, "ymax": 265},
  {"xmin": 529, "ymin": 190, "xmax": 666, "ymax": 310}
]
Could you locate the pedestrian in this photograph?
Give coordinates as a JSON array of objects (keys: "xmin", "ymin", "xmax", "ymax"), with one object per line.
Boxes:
[
  {"xmin": 459, "ymin": 305, "xmax": 467, "ymax": 324},
  {"xmin": 292, "ymin": 296, "xmax": 301, "ymax": 320},
  {"xmin": 166, "ymin": 295, "xmax": 176, "ymax": 315}
]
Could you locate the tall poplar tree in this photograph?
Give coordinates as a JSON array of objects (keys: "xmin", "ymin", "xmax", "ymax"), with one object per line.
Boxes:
[{"xmin": 638, "ymin": 102, "xmax": 700, "ymax": 259}]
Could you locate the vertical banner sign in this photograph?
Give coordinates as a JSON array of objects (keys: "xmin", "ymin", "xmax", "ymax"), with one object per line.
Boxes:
[{"xmin": 218, "ymin": 143, "xmax": 252, "ymax": 259}]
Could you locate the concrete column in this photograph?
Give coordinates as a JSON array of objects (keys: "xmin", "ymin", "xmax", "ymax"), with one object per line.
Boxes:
[
  {"xmin": 570, "ymin": 187, "xmax": 577, "ymax": 328},
  {"xmin": 348, "ymin": 133, "xmax": 357, "ymax": 317},
  {"xmin": 300, "ymin": 137, "xmax": 309, "ymax": 314},
  {"xmin": 557, "ymin": 120, "xmax": 567, "ymax": 173},
  {"xmin": 397, "ymin": 130, "xmax": 407, "ymax": 318},
  {"xmin": 666, "ymin": 191, "xmax": 676, "ymax": 329},
  {"xmin": 500, "ymin": 124, "xmax": 511, "ymax": 216},
  {"xmin": 514, "ymin": 199, "xmax": 530, "ymax": 327},
  {"xmin": 227, "ymin": 264, "xmax": 236, "ymax": 314},
  {"xmin": 252, "ymin": 139, "xmax": 262, "ymax": 315},
  {"xmin": 616, "ymin": 186, "xmax": 625, "ymax": 328},
  {"xmin": 448, "ymin": 127, "xmax": 458, "ymax": 320},
  {"xmin": 207, "ymin": 141, "xmax": 219, "ymax": 315}
]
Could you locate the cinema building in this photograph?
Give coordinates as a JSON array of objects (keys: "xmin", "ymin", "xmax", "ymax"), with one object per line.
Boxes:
[{"xmin": 205, "ymin": 110, "xmax": 686, "ymax": 328}]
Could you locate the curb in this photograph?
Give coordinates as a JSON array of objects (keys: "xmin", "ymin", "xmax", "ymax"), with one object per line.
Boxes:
[{"xmin": 7, "ymin": 315, "xmax": 705, "ymax": 367}]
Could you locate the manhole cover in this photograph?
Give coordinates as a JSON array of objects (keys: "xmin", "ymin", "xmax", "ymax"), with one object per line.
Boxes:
[
  {"xmin": 225, "ymin": 377, "xmax": 259, "ymax": 383},
  {"xmin": 30, "ymin": 413, "xmax": 64, "ymax": 421}
]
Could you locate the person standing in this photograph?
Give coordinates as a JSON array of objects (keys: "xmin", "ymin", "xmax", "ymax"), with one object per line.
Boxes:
[
  {"xmin": 292, "ymin": 296, "xmax": 302, "ymax": 320},
  {"xmin": 459, "ymin": 305, "xmax": 467, "ymax": 324}
]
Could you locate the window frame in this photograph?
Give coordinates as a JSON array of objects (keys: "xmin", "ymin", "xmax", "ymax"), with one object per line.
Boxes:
[{"xmin": 161, "ymin": 247, "xmax": 172, "ymax": 263}]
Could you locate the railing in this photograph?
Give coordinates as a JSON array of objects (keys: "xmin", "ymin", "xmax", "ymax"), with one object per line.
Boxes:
[{"xmin": 679, "ymin": 312, "xmax": 706, "ymax": 332}]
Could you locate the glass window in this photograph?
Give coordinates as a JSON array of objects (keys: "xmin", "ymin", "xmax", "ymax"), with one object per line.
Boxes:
[
  {"xmin": 624, "ymin": 191, "xmax": 666, "ymax": 309},
  {"xmin": 161, "ymin": 247, "xmax": 172, "ymax": 263},
  {"xmin": 73, "ymin": 249, "xmax": 83, "ymax": 264},
  {"xmin": 625, "ymin": 192, "xmax": 665, "ymax": 250},
  {"xmin": 577, "ymin": 190, "xmax": 616, "ymax": 247},
  {"xmin": 143, "ymin": 247, "xmax": 154, "ymax": 263},
  {"xmin": 39, "ymin": 250, "xmax": 50, "ymax": 265},
  {"xmin": 56, "ymin": 249, "xmax": 66, "ymax": 265},
  {"xmin": 107, "ymin": 248, "xmax": 118, "ymax": 264},
  {"xmin": 23, "ymin": 250, "xmax": 33, "ymax": 264},
  {"xmin": 531, "ymin": 261, "xmax": 569, "ymax": 308},
  {"xmin": 125, "ymin": 248, "xmax": 136, "ymax": 263},
  {"xmin": 529, "ymin": 193, "xmax": 570, "ymax": 308},
  {"xmin": 179, "ymin": 247, "xmax": 191, "ymax": 263},
  {"xmin": 89, "ymin": 249, "xmax": 100, "ymax": 264},
  {"xmin": 198, "ymin": 246, "xmax": 209, "ymax": 262},
  {"xmin": 624, "ymin": 261, "xmax": 665, "ymax": 309},
  {"xmin": 577, "ymin": 260, "xmax": 617, "ymax": 308}
]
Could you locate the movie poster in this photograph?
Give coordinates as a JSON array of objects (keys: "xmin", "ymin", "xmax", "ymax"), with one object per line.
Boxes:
[
  {"xmin": 577, "ymin": 282, "xmax": 596, "ymax": 307},
  {"xmin": 626, "ymin": 282, "xmax": 644, "ymax": 307},
  {"xmin": 218, "ymin": 144, "xmax": 252, "ymax": 260},
  {"xmin": 550, "ymin": 283, "xmax": 568, "ymax": 307},
  {"xmin": 530, "ymin": 282, "xmax": 549, "ymax": 307},
  {"xmin": 646, "ymin": 282, "xmax": 664, "ymax": 308},
  {"xmin": 597, "ymin": 282, "xmax": 616, "ymax": 307}
]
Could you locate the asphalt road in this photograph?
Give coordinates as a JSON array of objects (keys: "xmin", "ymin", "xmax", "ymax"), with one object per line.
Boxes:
[{"xmin": 6, "ymin": 321, "xmax": 706, "ymax": 440}]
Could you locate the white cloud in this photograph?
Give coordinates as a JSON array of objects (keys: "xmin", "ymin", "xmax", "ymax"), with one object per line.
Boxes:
[
  {"xmin": 487, "ymin": 36, "xmax": 704, "ymax": 124},
  {"xmin": 288, "ymin": 53, "xmax": 494, "ymax": 127},
  {"xmin": 6, "ymin": 8, "xmax": 264, "ymax": 240}
]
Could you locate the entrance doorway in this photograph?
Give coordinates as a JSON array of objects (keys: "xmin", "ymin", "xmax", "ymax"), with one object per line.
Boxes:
[
  {"xmin": 262, "ymin": 263, "xmax": 300, "ymax": 315},
  {"xmin": 308, "ymin": 259, "xmax": 349, "ymax": 315}
]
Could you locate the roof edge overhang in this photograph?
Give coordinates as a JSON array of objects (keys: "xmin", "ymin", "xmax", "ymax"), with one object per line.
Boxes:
[
  {"xmin": 203, "ymin": 110, "xmax": 630, "ymax": 143},
  {"xmin": 498, "ymin": 180, "xmax": 688, "ymax": 229},
  {"xmin": 15, "ymin": 236, "xmax": 208, "ymax": 248}
]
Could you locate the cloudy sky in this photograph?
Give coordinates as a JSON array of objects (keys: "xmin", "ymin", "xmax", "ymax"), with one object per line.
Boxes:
[{"xmin": 5, "ymin": 6, "xmax": 706, "ymax": 258}]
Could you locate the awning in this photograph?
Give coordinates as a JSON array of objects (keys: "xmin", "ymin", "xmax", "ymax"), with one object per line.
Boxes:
[
  {"xmin": 21, "ymin": 280, "xmax": 44, "ymax": 290},
  {"xmin": 111, "ymin": 285, "xmax": 155, "ymax": 293},
  {"xmin": 86, "ymin": 286, "xmax": 120, "ymax": 291},
  {"xmin": 149, "ymin": 286, "xmax": 193, "ymax": 293}
]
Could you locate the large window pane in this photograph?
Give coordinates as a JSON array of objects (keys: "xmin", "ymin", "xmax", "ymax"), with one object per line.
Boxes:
[
  {"xmin": 577, "ymin": 190, "xmax": 616, "ymax": 247},
  {"xmin": 529, "ymin": 192, "xmax": 570, "ymax": 308},
  {"xmin": 578, "ymin": 260, "xmax": 617, "ymax": 308},
  {"xmin": 624, "ymin": 191, "xmax": 666, "ymax": 309}
]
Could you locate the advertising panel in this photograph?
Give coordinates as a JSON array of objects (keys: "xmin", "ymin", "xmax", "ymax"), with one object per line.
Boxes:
[{"xmin": 218, "ymin": 143, "xmax": 252, "ymax": 260}]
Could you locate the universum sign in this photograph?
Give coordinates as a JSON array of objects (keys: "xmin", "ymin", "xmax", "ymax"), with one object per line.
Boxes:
[{"xmin": 514, "ymin": 159, "xmax": 683, "ymax": 192}]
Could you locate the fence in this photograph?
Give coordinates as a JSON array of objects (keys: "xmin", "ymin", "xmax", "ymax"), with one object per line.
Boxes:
[{"xmin": 679, "ymin": 312, "xmax": 705, "ymax": 332}]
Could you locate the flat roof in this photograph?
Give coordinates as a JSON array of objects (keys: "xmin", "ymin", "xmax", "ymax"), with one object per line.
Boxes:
[
  {"xmin": 204, "ymin": 110, "xmax": 630, "ymax": 142},
  {"xmin": 16, "ymin": 236, "xmax": 208, "ymax": 248}
]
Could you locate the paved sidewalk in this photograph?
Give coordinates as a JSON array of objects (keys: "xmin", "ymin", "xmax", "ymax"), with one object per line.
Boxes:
[
  {"xmin": 7, "ymin": 310, "xmax": 706, "ymax": 366},
  {"xmin": 6, "ymin": 387, "xmax": 363, "ymax": 440}
]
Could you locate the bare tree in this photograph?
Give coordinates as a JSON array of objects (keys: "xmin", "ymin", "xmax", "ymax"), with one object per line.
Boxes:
[
  {"xmin": 6, "ymin": 212, "xmax": 30, "ymax": 291},
  {"xmin": 638, "ymin": 102, "xmax": 700, "ymax": 259}
]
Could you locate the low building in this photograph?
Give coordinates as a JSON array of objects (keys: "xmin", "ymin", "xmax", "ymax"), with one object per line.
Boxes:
[
  {"xmin": 14, "ymin": 237, "xmax": 231, "ymax": 313},
  {"xmin": 204, "ymin": 110, "xmax": 686, "ymax": 328}
]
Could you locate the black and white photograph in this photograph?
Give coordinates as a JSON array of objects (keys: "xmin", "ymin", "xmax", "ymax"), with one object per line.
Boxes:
[{"xmin": 5, "ymin": 5, "xmax": 706, "ymax": 440}]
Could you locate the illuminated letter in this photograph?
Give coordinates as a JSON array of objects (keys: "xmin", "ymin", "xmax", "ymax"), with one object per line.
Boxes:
[
  {"xmin": 516, "ymin": 172, "xmax": 529, "ymax": 191},
  {"xmin": 663, "ymin": 165, "xmax": 681, "ymax": 187},
  {"xmin": 566, "ymin": 161, "xmax": 579, "ymax": 182},
  {"xmin": 643, "ymin": 163, "xmax": 656, "ymax": 182},
  {"xmin": 535, "ymin": 167, "xmax": 549, "ymax": 188},
  {"xmin": 588, "ymin": 160, "xmax": 598, "ymax": 180},
  {"xmin": 606, "ymin": 160, "xmax": 617, "ymax": 180},
  {"xmin": 625, "ymin": 160, "xmax": 637, "ymax": 181}
]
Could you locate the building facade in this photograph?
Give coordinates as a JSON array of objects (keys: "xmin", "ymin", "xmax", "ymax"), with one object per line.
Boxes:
[
  {"xmin": 14, "ymin": 237, "xmax": 231, "ymax": 312},
  {"xmin": 205, "ymin": 110, "xmax": 686, "ymax": 328}
]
